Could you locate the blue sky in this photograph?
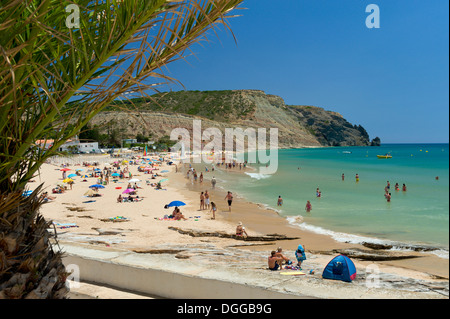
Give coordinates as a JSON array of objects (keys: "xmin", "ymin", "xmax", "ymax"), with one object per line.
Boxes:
[{"xmin": 159, "ymin": 0, "xmax": 449, "ymax": 144}]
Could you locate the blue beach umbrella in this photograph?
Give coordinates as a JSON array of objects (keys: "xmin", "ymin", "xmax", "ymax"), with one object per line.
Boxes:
[
  {"xmin": 111, "ymin": 173, "xmax": 120, "ymax": 177},
  {"xmin": 89, "ymin": 184, "xmax": 105, "ymax": 189},
  {"xmin": 161, "ymin": 170, "xmax": 169, "ymax": 173},
  {"xmin": 167, "ymin": 200, "xmax": 186, "ymax": 207},
  {"xmin": 22, "ymin": 190, "xmax": 33, "ymax": 197},
  {"xmin": 68, "ymin": 174, "xmax": 77, "ymax": 178}
]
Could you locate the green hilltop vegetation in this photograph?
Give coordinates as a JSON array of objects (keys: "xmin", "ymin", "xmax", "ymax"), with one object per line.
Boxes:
[
  {"xmin": 93, "ymin": 89, "xmax": 379, "ymax": 148},
  {"xmin": 107, "ymin": 90, "xmax": 257, "ymax": 122}
]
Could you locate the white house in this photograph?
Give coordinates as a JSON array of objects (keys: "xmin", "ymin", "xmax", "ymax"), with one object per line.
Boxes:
[{"xmin": 58, "ymin": 136, "xmax": 100, "ymax": 153}]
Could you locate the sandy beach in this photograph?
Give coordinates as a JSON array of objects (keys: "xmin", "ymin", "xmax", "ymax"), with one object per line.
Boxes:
[{"xmin": 32, "ymin": 154, "xmax": 449, "ymax": 299}]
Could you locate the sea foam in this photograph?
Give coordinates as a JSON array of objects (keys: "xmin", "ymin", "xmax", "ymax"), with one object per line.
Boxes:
[
  {"xmin": 286, "ymin": 216, "xmax": 449, "ymax": 260},
  {"xmin": 245, "ymin": 172, "xmax": 271, "ymax": 180}
]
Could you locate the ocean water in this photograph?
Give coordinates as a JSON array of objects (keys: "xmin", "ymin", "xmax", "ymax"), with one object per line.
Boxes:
[{"xmin": 209, "ymin": 144, "xmax": 449, "ymax": 258}]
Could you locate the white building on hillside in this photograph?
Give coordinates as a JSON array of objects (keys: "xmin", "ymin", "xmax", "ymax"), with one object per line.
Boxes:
[{"xmin": 58, "ymin": 136, "xmax": 100, "ymax": 153}]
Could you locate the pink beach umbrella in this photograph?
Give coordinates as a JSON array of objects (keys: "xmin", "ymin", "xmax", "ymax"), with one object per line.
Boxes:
[{"xmin": 122, "ymin": 188, "xmax": 134, "ymax": 194}]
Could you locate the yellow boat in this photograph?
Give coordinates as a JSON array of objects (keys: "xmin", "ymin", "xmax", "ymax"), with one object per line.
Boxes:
[{"xmin": 377, "ymin": 154, "xmax": 392, "ymax": 159}]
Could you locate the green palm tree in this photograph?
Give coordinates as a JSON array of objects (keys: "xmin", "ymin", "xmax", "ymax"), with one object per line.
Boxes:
[{"xmin": 0, "ymin": 0, "xmax": 243, "ymax": 298}]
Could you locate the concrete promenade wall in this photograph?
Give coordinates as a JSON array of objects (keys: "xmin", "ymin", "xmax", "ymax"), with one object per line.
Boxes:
[{"xmin": 62, "ymin": 245, "xmax": 309, "ymax": 299}]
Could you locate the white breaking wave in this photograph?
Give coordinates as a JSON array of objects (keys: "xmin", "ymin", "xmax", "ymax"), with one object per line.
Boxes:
[
  {"xmin": 286, "ymin": 216, "xmax": 449, "ymax": 260},
  {"xmin": 245, "ymin": 172, "xmax": 271, "ymax": 180}
]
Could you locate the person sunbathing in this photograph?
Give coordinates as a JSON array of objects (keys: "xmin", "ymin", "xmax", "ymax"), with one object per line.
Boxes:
[
  {"xmin": 172, "ymin": 207, "xmax": 187, "ymax": 220},
  {"xmin": 268, "ymin": 251, "xmax": 285, "ymax": 271},
  {"xmin": 235, "ymin": 222, "xmax": 248, "ymax": 237},
  {"xmin": 274, "ymin": 247, "xmax": 292, "ymax": 265}
]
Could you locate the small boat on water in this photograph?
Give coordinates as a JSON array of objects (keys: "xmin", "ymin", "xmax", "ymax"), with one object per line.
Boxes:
[{"xmin": 377, "ymin": 154, "xmax": 392, "ymax": 159}]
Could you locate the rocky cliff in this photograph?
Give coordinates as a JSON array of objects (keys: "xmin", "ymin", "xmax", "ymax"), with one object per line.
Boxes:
[{"xmin": 89, "ymin": 90, "xmax": 378, "ymax": 148}]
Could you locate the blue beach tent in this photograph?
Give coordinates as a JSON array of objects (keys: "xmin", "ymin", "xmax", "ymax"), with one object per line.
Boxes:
[{"xmin": 322, "ymin": 254, "xmax": 357, "ymax": 282}]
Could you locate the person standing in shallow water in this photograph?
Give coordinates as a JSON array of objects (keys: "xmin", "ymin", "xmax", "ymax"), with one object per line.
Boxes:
[
  {"xmin": 355, "ymin": 173, "xmax": 359, "ymax": 183},
  {"xmin": 305, "ymin": 200, "xmax": 312, "ymax": 212},
  {"xmin": 277, "ymin": 196, "xmax": 283, "ymax": 206}
]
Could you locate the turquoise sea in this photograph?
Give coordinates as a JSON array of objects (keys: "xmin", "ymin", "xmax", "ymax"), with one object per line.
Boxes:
[{"xmin": 210, "ymin": 144, "xmax": 449, "ymax": 258}]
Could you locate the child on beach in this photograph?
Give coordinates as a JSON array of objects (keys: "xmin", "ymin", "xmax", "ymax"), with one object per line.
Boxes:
[
  {"xmin": 295, "ymin": 244, "xmax": 307, "ymax": 269},
  {"xmin": 210, "ymin": 202, "xmax": 217, "ymax": 220}
]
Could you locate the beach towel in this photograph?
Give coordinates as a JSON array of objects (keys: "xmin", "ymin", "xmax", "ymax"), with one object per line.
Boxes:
[
  {"xmin": 100, "ymin": 216, "xmax": 129, "ymax": 222},
  {"xmin": 54, "ymin": 222, "xmax": 79, "ymax": 229}
]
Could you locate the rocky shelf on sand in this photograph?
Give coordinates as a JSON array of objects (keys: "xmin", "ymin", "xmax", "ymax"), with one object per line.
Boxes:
[{"xmin": 168, "ymin": 226, "xmax": 299, "ymax": 241}]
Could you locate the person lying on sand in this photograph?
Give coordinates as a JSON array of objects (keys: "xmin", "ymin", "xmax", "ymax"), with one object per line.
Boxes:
[{"xmin": 41, "ymin": 192, "xmax": 56, "ymax": 202}]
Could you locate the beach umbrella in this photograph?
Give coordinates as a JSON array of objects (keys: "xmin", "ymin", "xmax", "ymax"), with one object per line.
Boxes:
[
  {"xmin": 161, "ymin": 170, "xmax": 169, "ymax": 173},
  {"xmin": 68, "ymin": 174, "xmax": 77, "ymax": 178},
  {"xmin": 22, "ymin": 190, "xmax": 33, "ymax": 197},
  {"xmin": 89, "ymin": 184, "xmax": 105, "ymax": 188},
  {"xmin": 63, "ymin": 178, "xmax": 73, "ymax": 183},
  {"xmin": 75, "ymin": 168, "xmax": 84, "ymax": 171},
  {"xmin": 82, "ymin": 175, "xmax": 89, "ymax": 178},
  {"xmin": 60, "ymin": 168, "xmax": 71, "ymax": 171},
  {"xmin": 94, "ymin": 168, "xmax": 101, "ymax": 171},
  {"xmin": 159, "ymin": 178, "xmax": 169, "ymax": 183},
  {"xmin": 167, "ymin": 201, "xmax": 186, "ymax": 207},
  {"xmin": 111, "ymin": 173, "xmax": 120, "ymax": 177},
  {"xmin": 122, "ymin": 188, "xmax": 134, "ymax": 194},
  {"xmin": 128, "ymin": 178, "xmax": 140, "ymax": 183}
]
